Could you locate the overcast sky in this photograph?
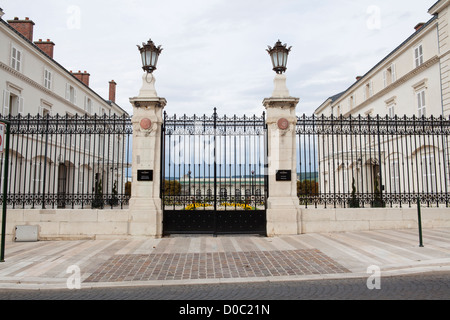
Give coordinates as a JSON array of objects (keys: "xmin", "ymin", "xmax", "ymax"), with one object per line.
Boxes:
[{"xmin": 1, "ymin": 0, "xmax": 437, "ymax": 116}]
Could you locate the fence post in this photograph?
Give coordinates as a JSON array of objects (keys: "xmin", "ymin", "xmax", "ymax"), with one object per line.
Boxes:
[
  {"xmin": 129, "ymin": 73, "xmax": 167, "ymax": 238},
  {"xmin": 1, "ymin": 120, "xmax": 10, "ymax": 262},
  {"xmin": 417, "ymin": 198, "xmax": 424, "ymax": 247},
  {"xmin": 262, "ymin": 73, "xmax": 300, "ymax": 236}
]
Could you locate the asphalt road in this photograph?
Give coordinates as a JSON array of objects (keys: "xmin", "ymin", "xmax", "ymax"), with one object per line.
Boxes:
[{"xmin": 1, "ymin": 271, "xmax": 450, "ymax": 301}]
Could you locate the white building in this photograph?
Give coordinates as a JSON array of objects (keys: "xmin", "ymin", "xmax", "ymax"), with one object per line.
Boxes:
[
  {"xmin": 0, "ymin": 11, "xmax": 127, "ymax": 118},
  {"xmin": 313, "ymin": 1, "xmax": 450, "ymax": 206},
  {"xmin": 0, "ymin": 9, "xmax": 130, "ymax": 209}
]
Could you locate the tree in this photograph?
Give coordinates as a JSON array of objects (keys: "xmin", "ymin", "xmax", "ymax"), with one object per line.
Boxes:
[
  {"xmin": 297, "ymin": 180, "xmax": 319, "ymax": 204},
  {"xmin": 348, "ymin": 177, "xmax": 360, "ymax": 208},
  {"xmin": 163, "ymin": 180, "xmax": 181, "ymax": 196},
  {"xmin": 92, "ymin": 176, "xmax": 104, "ymax": 209},
  {"xmin": 371, "ymin": 177, "xmax": 385, "ymax": 208},
  {"xmin": 109, "ymin": 180, "xmax": 119, "ymax": 207}
]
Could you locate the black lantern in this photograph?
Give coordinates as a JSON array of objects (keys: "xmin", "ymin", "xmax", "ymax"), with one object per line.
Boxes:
[
  {"xmin": 137, "ymin": 39, "xmax": 163, "ymax": 74},
  {"xmin": 266, "ymin": 40, "xmax": 292, "ymax": 74}
]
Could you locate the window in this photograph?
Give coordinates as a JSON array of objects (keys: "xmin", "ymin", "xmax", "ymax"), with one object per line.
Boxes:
[
  {"xmin": 84, "ymin": 97, "xmax": 92, "ymax": 114},
  {"xmin": 11, "ymin": 46, "xmax": 22, "ymax": 72},
  {"xmin": 388, "ymin": 104, "xmax": 395, "ymax": 118},
  {"xmin": 348, "ymin": 96, "xmax": 355, "ymax": 110},
  {"xmin": 65, "ymin": 84, "xmax": 77, "ymax": 104},
  {"xmin": 44, "ymin": 69, "xmax": 52, "ymax": 90},
  {"xmin": 422, "ymin": 154, "xmax": 436, "ymax": 192},
  {"xmin": 386, "ymin": 97, "xmax": 396, "ymax": 118},
  {"xmin": 2, "ymin": 90, "xmax": 24, "ymax": 116},
  {"xmin": 364, "ymin": 81, "xmax": 374, "ymax": 100},
  {"xmin": 417, "ymin": 90, "xmax": 426, "ymax": 118},
  {"xmin": 390, "ymin": 160, "xmax": 400, "ymax": 193},
  {"xmin": 39, "ymin": 102, "xmax": 52, "ymax": 117},
  {"xmin": 415, "ymin": 44, "xmax": 424, "ymax": 68},
  {"xmin": 383, "ymin": 64, "xmax": 396, "ymax": 87}
]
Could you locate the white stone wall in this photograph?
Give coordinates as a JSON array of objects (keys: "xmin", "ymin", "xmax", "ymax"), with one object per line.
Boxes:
[{"xmin": 2, "ymin": 207, "xmax": 450, "ymax": 240}]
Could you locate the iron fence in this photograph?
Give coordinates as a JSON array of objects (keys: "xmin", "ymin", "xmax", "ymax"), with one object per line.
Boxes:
[
  {"xmin": 0, "ymin": 113, "xmax": 132, "ymax": 209},
  {"xmin": 296, "ymin": 114, "xmax": 450, "ymax": 208}
]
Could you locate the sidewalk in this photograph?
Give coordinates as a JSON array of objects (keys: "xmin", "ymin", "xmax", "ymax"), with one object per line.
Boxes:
[{"xmin": 0, "ymin": 228, "xmax": 449, "ymax": 290}]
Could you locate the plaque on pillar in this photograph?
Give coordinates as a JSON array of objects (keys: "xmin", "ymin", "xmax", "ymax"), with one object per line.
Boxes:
[
  {"xmin": 137, "ymin": 170, "xmax": 153, "ymax": 181},
  {"xmin": 276, "ymin": 170, "xmax": 292, "ymax": 181}
]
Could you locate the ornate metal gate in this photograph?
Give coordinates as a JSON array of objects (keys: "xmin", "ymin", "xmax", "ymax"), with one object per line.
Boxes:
[{"xmin": 161, "ymin": 108, "xmax": 267, "ymax": 235}]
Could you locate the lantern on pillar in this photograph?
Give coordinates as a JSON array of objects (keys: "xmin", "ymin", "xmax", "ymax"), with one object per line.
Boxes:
[
  {"xmin": 137, "ymin": 39, "xmax": 163, "ymax": 74},
  {"xmin": 266, "ymin": 40, "xmax": 292, "ymax": 74}
]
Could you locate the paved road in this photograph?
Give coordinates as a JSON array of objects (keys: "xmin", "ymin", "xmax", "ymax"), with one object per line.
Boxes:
[{"xmin": 1, "ymin": 271, "xmax": 450, "ymax": 301}]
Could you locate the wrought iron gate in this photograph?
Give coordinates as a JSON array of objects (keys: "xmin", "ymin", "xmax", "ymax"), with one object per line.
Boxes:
[{"xmin": 161, "ymin": 108, "xmax": 267, "ymax": 235}]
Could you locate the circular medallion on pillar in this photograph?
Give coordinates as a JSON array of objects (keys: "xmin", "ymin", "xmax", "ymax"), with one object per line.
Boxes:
[
  {"xmin": 140, "ymin": 118, "xmax": 152, "ymax": 130},
  {"xmin": 277, "ymin": 118, "xmax": 289, "ymax": 130}
]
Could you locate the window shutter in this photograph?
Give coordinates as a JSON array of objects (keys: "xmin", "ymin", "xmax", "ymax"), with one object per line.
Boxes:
[
  {"xmin": 18, "ymin": 96, "xmax": 24, "ymax": 115},
  {"xmin": 2, "ymin": 90, "xmax": 10, "ymax": 115},
  {"xmin": 16, "ymin": 50, "xmax": 21, "ymax": 72},
  {"xmin": 370, "ymin": 80, "xmax": 374, "ymax": 97},
  {"xmin": 73, "ymin": 88, "xmax": 77, "ymax": 105},
  {"xmin": 11, "ymin": 47, "xmax": 16, "ymax": 69},
  {"xmin": 391, "ymin": 64, "xmax": 396, "ymax": 82},
  {"xmin": 65, "ymin": 84, "xmax": 70, "ymax": 100},
  {"xmin": 383, "ymin": 70, "xmax": 387, "ymax": 88}
]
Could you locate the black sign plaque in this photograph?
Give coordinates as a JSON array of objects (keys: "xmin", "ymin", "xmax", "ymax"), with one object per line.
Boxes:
[
  {"xmin": 276, "ymin": 170, "xmax": 292, "ymax": 181},
  {"xmin": 137, "ymin": 170, "xmax": 153, "ymax": 181}
]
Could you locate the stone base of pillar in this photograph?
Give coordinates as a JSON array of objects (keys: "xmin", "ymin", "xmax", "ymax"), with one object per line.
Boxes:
[
  {"xmin": 266, "ymin": 197, "xmax": 301, "ymax": 236},
  {"xmin": 128, "ymin": 198, "xmax": 162, "ymax": 238}
]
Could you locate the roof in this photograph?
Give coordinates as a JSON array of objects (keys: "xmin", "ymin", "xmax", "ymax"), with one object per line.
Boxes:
[{"xmin": 0, "ymin": 16, "xmax": 129, "ymax": 116}]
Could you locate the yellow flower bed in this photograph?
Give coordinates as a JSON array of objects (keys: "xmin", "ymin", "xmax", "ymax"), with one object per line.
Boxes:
[
  {"xmin": 185, "ymin": 203, "xmax": 212, "ymax": 210},
  {"xmin": 184, "ymin": 202, "xmax": 254, "ymax": 210},
  {"xmin": 220, "ymin": 202, "xmax": 254, "ymax": 210}
]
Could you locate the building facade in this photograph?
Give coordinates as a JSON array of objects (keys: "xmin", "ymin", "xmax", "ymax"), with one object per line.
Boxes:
[
  {"xmin": 0, "ymin": 10, "xmax": 130, "ymax": 209},
  {"xmin": 314, "ymin": 1, "xmax": 450, "ymax": 206}
]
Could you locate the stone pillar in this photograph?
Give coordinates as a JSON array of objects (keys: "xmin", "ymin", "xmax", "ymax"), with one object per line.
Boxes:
[
  {"xmin": 263, "ymin": 74, "xmax": 300, "ymax": 236},
  {"xmin": 129, "ymin": 73, "xmax": 166, "ymax": 238}
]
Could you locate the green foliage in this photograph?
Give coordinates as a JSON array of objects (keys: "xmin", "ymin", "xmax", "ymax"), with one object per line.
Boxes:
[
  {"xmin": 164, "ymin": 180, "xmax": 181, "ymax": 196},
  {"xmin": 92, "ymin": 176, "xmax": 104, "ymax": 209},
  {"xmin": 348, "ymin": 177, "xmax": 360, "ymax": 208},
  {"xmin": 371, "ymin": 177, "xmax": 385, "ymax": 208}
]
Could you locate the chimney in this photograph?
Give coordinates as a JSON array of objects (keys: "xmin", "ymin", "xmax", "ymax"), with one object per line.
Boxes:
[
  {"xmin": 415, "ymin": 22, "xmax": 425, "ymax": 32},
  {"xmin": 0, "ymin": 8, "xmax": 5, "ymax": 19},
  {"xmin": 7, "ymin": 17, "xmax": 35, "ymax": 42},
  {"xmin": 109, "ymin": 80, "xmax": 117, "ymax": 103},
  {"xmin": 72, "ymin": 70, "xmax": 90, "ymax": 87},
  {"xmin": 34, "ymin": 39, "xmax": 55, "ymax": 59},
  {"xmin": 356, "ymin": 76, "xmax": 362, "ymax": 81}
]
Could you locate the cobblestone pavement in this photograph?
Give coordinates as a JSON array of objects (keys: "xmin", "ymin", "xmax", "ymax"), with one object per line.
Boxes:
[
  {"xmin": 1, "ymin": 271, "xmax": 450, "ymax": 300},
  {"xmin": 84, "ymin": 249, "xmax": 349, "ymax": 283}
]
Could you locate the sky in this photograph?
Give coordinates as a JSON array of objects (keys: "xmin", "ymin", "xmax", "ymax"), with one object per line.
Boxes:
[{"xmin": 1, "ymin": 0, "xmax": 437, "ymax": 117}]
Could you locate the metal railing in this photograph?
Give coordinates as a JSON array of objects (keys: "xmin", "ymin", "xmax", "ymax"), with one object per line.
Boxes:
[
  {"xmin": 296, "ymin": 114, "xmax": 450, "ymax": 208},
  {"xmin": 0, "ymin": 113, "xmax": 132, "ymax": 209}
]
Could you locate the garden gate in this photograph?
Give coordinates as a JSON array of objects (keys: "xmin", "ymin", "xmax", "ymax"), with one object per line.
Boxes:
[{"xmin": 161, "ymin": 108, "xmax": 268, "ymax": 235}]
